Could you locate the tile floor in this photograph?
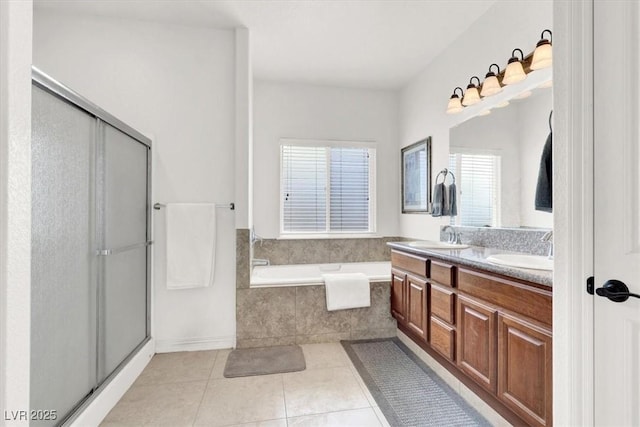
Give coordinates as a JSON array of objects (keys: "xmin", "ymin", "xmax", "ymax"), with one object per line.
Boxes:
[{"xmin": 101, "ymin": 343, "xmax": 390, "ymax": 427}]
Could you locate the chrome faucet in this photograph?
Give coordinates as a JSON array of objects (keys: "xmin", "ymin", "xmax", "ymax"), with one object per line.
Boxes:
[
  {"xmin": 252, "ymin": 258, "xmax": 270, "ymax": 267},
  {"xmin": 541, "ymin": 230, "xmax": 553, "ymax": 259},
  {"xmin": 442, "ymin": 225, "xmax": 462, "ymax": 244}
]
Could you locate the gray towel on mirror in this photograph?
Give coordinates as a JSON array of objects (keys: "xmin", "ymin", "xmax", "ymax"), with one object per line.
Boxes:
[
  {"xmin": 448, "ymin": 183, "xmax": 457, "ymax": 216},
  {"xmin": 535, "ymin": 132, "xmax": 552, "ymax": 212},
  {"xmin": 431, "ymin": 183, "xmax": 445, "ymax": 217}
]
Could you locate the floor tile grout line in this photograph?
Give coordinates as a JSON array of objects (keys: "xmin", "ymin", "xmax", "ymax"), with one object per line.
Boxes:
[
  {"xmin": 208, "ymin": 350, "xmax": 220, "ymax": 380},
  {"xmin": 285, "ymin": 404, "xmax": 376, "ymax": 423},
  {"xmin": 281, "ymin": 374, "xmax": 289, "ymax": 426},
  {"xmin": 192, "ymin": 372, "xmax": 217, "ymax": 426}
]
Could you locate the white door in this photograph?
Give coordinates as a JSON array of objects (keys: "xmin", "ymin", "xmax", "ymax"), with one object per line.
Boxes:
[{"xmin": 594, "ymin": 1, "xmax": 640, "ymax": 425}]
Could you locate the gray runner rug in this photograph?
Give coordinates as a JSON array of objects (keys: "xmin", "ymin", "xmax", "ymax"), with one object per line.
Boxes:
[
  {"xmin": 342, "ymin": 338, "xmax": 491, "ymax": 427},
  {"xmin": 223, "ymin": 344, "xmax": 306, "ymax": 378}
]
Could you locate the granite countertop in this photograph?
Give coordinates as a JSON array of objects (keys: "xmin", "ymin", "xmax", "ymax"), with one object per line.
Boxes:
[{"xmin": 387, "ymin": 242, "xmax": 553, "ymax": 288}]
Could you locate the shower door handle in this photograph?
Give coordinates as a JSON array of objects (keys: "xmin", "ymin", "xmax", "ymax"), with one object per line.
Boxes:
[{"xmin": 96, "ymin": 240, "xmax": 153, "ymax": 256}]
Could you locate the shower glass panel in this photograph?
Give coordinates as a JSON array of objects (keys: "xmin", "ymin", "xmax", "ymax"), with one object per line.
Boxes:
[
  {"xmin": 31, "ymin": 68, "xmax": 151, "ymax": 426},
  {"xmin": 98, "ymin": 123, "xmax": 150, "ymax": 382},
  {"xmin": 31, "ymin": 85, "xmax": 97, "ymax": 426}
]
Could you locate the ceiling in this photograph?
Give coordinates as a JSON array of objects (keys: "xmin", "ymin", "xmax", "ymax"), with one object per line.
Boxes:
[{"xmin": 34, "ymin": 0, "xmax": 497, "ymax": 89}]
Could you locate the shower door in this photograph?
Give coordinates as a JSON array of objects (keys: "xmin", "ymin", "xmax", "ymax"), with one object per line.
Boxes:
[{"xmin": 31, "ymin": 69, "xmax": 151, "ymax": 426}]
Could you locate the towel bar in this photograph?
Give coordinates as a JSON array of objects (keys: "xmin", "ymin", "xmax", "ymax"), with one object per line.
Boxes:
[{"xmin": 153, "ymin": 202, "xmax": 235, "ymax": 211}]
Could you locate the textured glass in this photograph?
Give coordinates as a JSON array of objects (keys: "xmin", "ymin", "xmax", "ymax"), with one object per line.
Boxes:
[
  {"xmin": 30, "ymin": 86, "xmax": 97, "ymax": 426},
  {"xmin": 99, "ymin": 248, "xmax": 147, "ymax": 381},
  {"xmin": 98, "ymin": 124, "xmax": 149, "ymax": 382}
]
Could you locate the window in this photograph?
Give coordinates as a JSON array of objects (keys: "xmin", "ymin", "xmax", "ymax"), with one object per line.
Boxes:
[
  {"xmin": 281, "ymin": 140, "xmax": 375, "ymax": 235},
  {"xmin": 448, "ymin": 152, "xmax": 501, "ymax": 227}
]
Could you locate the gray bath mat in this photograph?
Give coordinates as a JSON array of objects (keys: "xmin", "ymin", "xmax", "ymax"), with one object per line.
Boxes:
[
  {"xmin": 223, "ymin": 345, "xmax": 306, "ymax": 378},
  {"xmin": 342, "ymin": 338, "xmax": 491, "ymax": 427}
]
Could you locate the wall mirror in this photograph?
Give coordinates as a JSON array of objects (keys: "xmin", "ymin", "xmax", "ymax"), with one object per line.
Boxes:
[
  {"xmin": 401, "ymin": 137, "xmax": 432, "ymax": 214},
  {"xmin": 449, "ymin": 84, "xmax": 552, "ymax": 229}
]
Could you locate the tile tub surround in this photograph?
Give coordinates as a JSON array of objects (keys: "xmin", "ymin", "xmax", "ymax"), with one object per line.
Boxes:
[
  {"xmin": 439, "ymin": 226, "xmax": 552, "ymax": 256},
  {"xmin": 236, "ymin": 228, "xmax": 250, "ymax": 289},
  {"xmin": 236, "ymin": 282, "xmax": 396, "ymax": 348},
  {"xmin": 252, "ymin": 236, "xmax": 405, "ymax": 265}
]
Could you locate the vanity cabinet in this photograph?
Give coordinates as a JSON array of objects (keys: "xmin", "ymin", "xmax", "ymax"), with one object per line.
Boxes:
[
  {"xmin": 498, "ymin": 312, "xmax": 552, "ymax": 427},
  {"xmin": 390, "ymin": 248, "xmax": 552, "ymax": 427},
  {"xmin": 391, "ymin": 270, "xmax": 407, "ymax": 324},
  {"xmin": 406, "ymin": 275, "xmax": 428, "ymax": 340},
  {"xmin": 457, "ymin": 295, "xmax": 498, "ymax": 393}
]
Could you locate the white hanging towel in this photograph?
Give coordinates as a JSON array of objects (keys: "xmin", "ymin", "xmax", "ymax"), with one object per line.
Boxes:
[
  {"xmin": 323, "ymin": 273, "xmax": 371, "ymax": 311},
  {"xmin": 166, "ymin": 203, "xmax": 216, "ymax": 289}
]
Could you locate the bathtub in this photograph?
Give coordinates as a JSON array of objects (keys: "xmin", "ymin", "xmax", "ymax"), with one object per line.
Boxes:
[{"xmin": 250, "ymin": 261, "xmax": 391, "ymax": 287}]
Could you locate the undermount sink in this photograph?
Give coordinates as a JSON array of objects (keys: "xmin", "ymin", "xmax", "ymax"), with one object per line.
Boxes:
[
  {"xmin": 406, "ymin": 240, "xmax": 470, "ymax": 250},
  {"xmin": 486, "ymin": 254, "xmax": 553, "ymax": 271}
]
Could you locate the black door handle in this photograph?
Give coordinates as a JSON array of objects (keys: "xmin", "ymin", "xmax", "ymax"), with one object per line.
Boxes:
[{"xmin": 595, "ymin": 279, "xmax": 640, "ymax": 303}]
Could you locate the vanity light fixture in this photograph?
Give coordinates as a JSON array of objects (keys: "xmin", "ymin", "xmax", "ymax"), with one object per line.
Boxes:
[
  {"xmin": 446, "ymin": 87, "xmax": 465, "ymax": 114},
  {"xmin": 530, "ymin": 29, "xmax": 552, "ymax": 70},
  {"xmin": 480, "ymin": 64, "xmax": 503, "ymax": 97},
  {"xmin": 502, "ymin": 48, "xmax": 527, "ymax": 85},
  {"xmin": 462, "ymin": 76, "xmax": 482, "ymax": 106}
]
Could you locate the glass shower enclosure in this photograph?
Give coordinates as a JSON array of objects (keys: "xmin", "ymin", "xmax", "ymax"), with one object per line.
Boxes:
[{"xmin": 30, "ymin": 67, "xmax": 151, "ymax": 426}]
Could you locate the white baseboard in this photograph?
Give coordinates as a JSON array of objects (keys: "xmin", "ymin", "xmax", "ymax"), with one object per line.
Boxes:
[
  {"xmin": 154, "ymin": 335, "xmax": 235, "ymax": 353},
  {"xmin": 70, "ymin": 339, "xmax": 155, "ymax": 427}
]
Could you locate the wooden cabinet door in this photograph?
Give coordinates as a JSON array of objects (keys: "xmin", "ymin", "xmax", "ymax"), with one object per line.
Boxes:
[
  {"xmin": 390, "ymin": 270, "xmax": 406, "ymax": 324},
  {"xmin": 498, "ymin": 313, "xmax": 552, "ymax": 427},
  {"xmin": 406, "ymin": 275, "xmax": 428, "ymax": 341},
  {"xmin": 457, "ymin": 295, "xmax": 497, "ymax": 393}
]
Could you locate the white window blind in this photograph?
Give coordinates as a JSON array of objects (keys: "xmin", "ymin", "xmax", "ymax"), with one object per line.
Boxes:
[
  {"xmin": 449, "ymin": 152, "xmax": 500, "ymax": 227},
  {"xmin": 281, "ymin": 143, "xmax": 374, "ymax": 234}
]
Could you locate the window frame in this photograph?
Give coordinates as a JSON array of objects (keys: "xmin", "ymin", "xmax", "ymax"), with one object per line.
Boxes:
[
  {"xmin": 279, "ymin": 138, "xmax": 377, "ymax": 238},
  {"xmin": 448, "ymin": 148, "xmax": 502, "ymax": 227}
]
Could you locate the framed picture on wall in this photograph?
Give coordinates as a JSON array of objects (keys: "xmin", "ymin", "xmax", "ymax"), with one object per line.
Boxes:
[{"xmin": 401, "ymin": 137, "xmax": 432, "ymax": 213}]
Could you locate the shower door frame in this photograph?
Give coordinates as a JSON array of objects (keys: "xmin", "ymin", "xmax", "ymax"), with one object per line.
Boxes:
[{"xmin": 31, "ymin": 66, "xmax": 152, "ymax": 425}]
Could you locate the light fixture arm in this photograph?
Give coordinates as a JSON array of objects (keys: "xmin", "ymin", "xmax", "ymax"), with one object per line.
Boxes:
[
  {"xmin": 453, "ymin": 87, "xmax": 464, "ymax": 97},
  {"xmin": 540, "ymin": 29, "xmax": 552, "ymax": 43},
  {"xmin": 487, "ymin": 63, "xmax": 500, "ymax": 76},
  {"xmin": 511, "ymin": 48, "xmax": 524, "ymax": 61},
  {"xmin": 469, "ymin": 76, "xmax": 481, "ymax": 87}
]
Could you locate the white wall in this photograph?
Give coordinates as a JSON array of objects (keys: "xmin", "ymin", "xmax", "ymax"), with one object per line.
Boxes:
[
  {"xmin": 0, "ymin": 1, "xmax": 32, "ymax": 424},
  {"xmin": 33, "ymin": 10, "xmax": 237, "ymax": 351},
  {"xmin": 399, "ymin": 0, "xmax": 552, "ymax": 239},
  {"xmin": 253, "ymin": 80, "xmax": 400, "ymax": 238},
  {"xmin": 449, "ymin": 89, "xmax": 553, "ymax": 228}
]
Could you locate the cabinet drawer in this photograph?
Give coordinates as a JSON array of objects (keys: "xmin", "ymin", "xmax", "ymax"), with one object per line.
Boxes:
[
  {"xmin": 458, "ymin": 268, "xmax": 552, "ymax": 327},
  {"xmin": 430, "ymin": 316, "xmax": 455, "ymax": 361},
  {"xmin": 431, "ymin": 283, "xmax": 455, "ymax": 324},
  {"xmin": 391, "ymin": 250, "xmax": 428, "ymax": 278},
  {"xmin": 430, "ymin": 260, "xmax": 455, "ymax": 287}
]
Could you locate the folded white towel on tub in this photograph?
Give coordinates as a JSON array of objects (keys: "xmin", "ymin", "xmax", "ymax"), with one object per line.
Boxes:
[
  {"xmin": 166, "ymin": 203, "xmax": 216, "ymax": 289},
  {"xmin": 322, "ymin": 273, "xmax": 371, "ymax": 311}
]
